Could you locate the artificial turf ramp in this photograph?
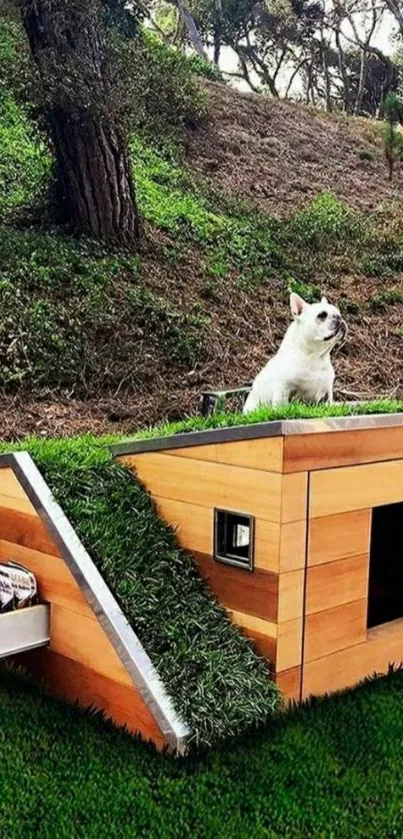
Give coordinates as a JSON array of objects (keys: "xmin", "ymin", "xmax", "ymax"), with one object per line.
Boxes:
[
  {"xmin": 3, "ymin": 438, "xmax": 280, "ymax": 747},
  {"xmin": 2, "ymin": 665, "xmax": 403, "ymax": 838}
]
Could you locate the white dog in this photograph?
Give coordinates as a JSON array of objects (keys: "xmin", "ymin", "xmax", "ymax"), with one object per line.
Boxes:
[{"xmin": 243, "ymin": 293, "xmax": 346, "ymax": 412}]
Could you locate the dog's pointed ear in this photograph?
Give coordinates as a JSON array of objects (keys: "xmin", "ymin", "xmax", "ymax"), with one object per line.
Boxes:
[
  {"xmin": 321, "ymin": 296, "xmax": 328, "ymax": 305},
  {"xmin": 290, "ymin": 292, "xmax": 306, "ymax": 318}
]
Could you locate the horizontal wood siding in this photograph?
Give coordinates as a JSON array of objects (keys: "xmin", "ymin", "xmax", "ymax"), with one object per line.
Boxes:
[
  {"xmin": 305, "ymin": 554, "xmax": 369, "ymax": 616},
  {"xmin": 303, "ymin": 618, "xmax": 403, "ymax": 698},
  {"xmin": 308, "ymin": 510, "xmax": 371, "ymax": 566},
  {"xmin": 121, "ymin": 453, "xmax": 282, "ymax": 521},
  {"xmin": 49, "ymin": 603, "xmax": 132, "ymax": 686},
  {"xmin": 304, "ymin": 599, "xmax": 367, "ymax": 662},
  {"xmin": 0, "ymin": 540, "xmax": 93, "ymax": 619},
  {"xmin": 303, "ymin": 453, "xmax": 403, "ymax": 701},
  {"xmin": 278, "ymin": 569, "xmax": 305, "ymax": 623},
  {"xmin": 16, "ymin": 649, "xmax": 166, "ymax": 749},
  {"xmin": 310, "ymin": 459, "xmax": 403, "ymax": 518},
  {"xmin": 0, "ymin": 507, "xmax": 61, "ymax": 556},
  {"xmin": 119, "ymin": 448, "xmax": 309, "ymax": 702},
  {"xmin": 276, "ymin": 667, "xmax": 301, "ymax": 702},
  {"xmin": 276, "ymin": 618, "xmax": 303, "ymax": 672},
  {"xmin": 194, "ymin": 553, "xmax": 278, "ymax": 622},
  {"xmin": 279, "ymin": 520, "xmax": 307, "ymax": 572},
  {"xmin": 226, "ymin": 610, "xmax": 277, "ymax": 668},
  {"xmin": 281, "ymin": 473, "xmax": 308, "ymax": 523},
  {"xmin": 154, "ymin": 497, "xmax": 280, "ymax": 573},
  {"xmin": 170, "ymin": 437, "xmax": 284, "ymax": 472},
  {"xmin": 284, "ymin": 426, "xmax": 403, "ymax": 472},
  {"xmin": 0, "ymin": 468, "xmax": 35, "ymax": 501}
]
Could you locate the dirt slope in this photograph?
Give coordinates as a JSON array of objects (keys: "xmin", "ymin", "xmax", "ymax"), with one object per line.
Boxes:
[{"xmin": 186, "ymin": 81, "xmax": 403, "ymax": 214}]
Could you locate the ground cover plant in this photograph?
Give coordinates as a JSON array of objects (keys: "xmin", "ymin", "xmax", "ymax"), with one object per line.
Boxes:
[
  {"xmin": 0, "ymin": 435, "xmax": 280, "ymax": 748},
  {"xmin": 2, "ymin": 664, "xmax": 403, "ymax": 838}
]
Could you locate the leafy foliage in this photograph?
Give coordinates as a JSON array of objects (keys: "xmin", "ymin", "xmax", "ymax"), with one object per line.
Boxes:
[
  {"xmin": 186, "ymin": 51, "xmax": 224, "ymax": 80},
  {"xmin": 0, "ymin": 13, "xmax": 35, "ymax": 105},
  {"xmin": 381, "ymin": 92, "xmax": 403, "ymax": 181},
  {"xmin": 370, "ymin": 287, "xmax": 403, "ymax": 309},
  {"xmin": 133, "ymin": 138, "xmax": 283, "ymax": 282},
  {"xmin": 289, "ymin": 192, "xmax": 361, "ymax": 249},
  {"xmin": 117, "ymin": 29, "xmax": 206, "ymax": 147},
  {"xmin": 0, "ymin": 92, "xmax": 50, "ymax": 220},
  {"xmin": 0, "ymin": 17, "xmax": 50, "ymax": 221},
  {"xmin": 288, "ymin": 277, "xmax": 321, "ymax": 302}
]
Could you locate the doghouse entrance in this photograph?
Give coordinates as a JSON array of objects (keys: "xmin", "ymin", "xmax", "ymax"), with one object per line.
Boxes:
[{"xmin": 368, "ymin": 502, "xmax": 403, "ymax": 628}]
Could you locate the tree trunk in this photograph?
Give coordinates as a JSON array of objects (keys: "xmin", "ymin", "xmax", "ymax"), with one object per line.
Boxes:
[
  {"xmin": 320, "ymin": 28, "xmax": 332, "ymax": 112},
  {"xmin": 335, "ymin": 28, "xmax": 350, "ymax": 113},
  {"xmin": 49, "ymin": 110, "xmax": 140, "ymax": 247},
  {"xmin": 213, "ymin": 0, "xmax": 222, "ymax": 65},
  {"xmin": 354, "ymin": 49, "xmax": 366, "ymax": 116},
  {"xmin": 175, "ymin": 0, "xmax": 209, "ymax": 59},
  {"xmin": 20, "ymin": 0, "xmax": 141, "ymax": 249}
]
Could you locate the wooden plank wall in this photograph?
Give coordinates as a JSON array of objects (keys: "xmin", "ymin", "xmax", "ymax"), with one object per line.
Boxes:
[
  {"xmin": 302, "ymin": 457, "xmax": 403, "ymax": 698},
  {"xmin": 120, "ymin": 439, "xmax": 309, "ymax": 703},
  {"xmin": 121, "ymin": 429, "xmax": 403, "ymax": 706},
  {"xmin": 283, "ymin": 426, "xmax": 403, "ymax": 473},
  {"xmin": 0, "ymin": 468, "xmax": 166, "ymax": 750}
]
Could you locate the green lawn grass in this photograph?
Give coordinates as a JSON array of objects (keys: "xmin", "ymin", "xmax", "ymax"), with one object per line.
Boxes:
[{"xmin": 2, "ymin": 665, "xmax": 403, "ymax": 838}]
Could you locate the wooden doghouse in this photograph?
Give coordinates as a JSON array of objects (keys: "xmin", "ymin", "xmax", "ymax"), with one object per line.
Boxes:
[{"xmin": 112, "ymin": 412, "xmax": 403, "ymax": 703}]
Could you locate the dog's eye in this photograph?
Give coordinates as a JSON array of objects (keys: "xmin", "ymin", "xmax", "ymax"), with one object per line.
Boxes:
[{"xmin": 318, "ymin": 311, "xmax": 327, "ymax": 321}]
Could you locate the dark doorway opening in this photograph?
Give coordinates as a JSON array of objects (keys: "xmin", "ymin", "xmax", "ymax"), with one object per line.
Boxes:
[{"xmin": 368, "ymin": 502, "xmax": 403, "ymax": 628}]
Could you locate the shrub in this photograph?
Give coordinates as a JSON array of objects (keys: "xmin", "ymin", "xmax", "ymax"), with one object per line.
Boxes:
[
  {"xmin": 0, "ymin": 17, "xmax": 50, "ymax": 221},
  {"xmin": 358, "ymin": 148, "xmax": 375, "ymax": 161},
  {"xmin": 370, "ymin": 288, "xmax": 403, "ymax": 310},
  {"xmin": 186, "ymin": 53, "xmax": 224, "ymax": 81},
  {"xmin": 0, "ymin": 15, "xmax": 35, "ymax": 106},
  {"xmin": 119, "ymin": 29, "xmax": 206, "ymax": 148},
  {"xmin": 381, "ymin": 92, "xmax": 403, "ymax": 181},
  {"xmin": 290, "ymin": 193, "xmax": 361, "ymax": 249},
  {"xmin": 0, "ymin": 93, "xmax": 50, "ymax": 221},
  {"xmin": 360, "ymin": 251, "xmax": 403, "ymax": 278},
  {"xmin": 126, "ymin": 285, "xmax": 210, "ymax": 366},
  {"xmin": 288, "ymin": 278, "xmax": 321, "ymax": 302},
  {"xmin": 132, "ymin": 138, "xmax": 283, "ymax": 284}
]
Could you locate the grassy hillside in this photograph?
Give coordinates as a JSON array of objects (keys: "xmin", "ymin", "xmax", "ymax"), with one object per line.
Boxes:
[
  {"xmin": 2, "ymin": 664, "xmax": 403, "ymax": 838},
  {"xmin": 1, "ymin": 13, "xmax": 403, "ymax": 442}
]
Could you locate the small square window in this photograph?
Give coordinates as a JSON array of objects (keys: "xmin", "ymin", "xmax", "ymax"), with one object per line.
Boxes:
[{"xmin": 214, "ymin": 509, "xmax": 254, "ymax": 571}]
